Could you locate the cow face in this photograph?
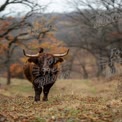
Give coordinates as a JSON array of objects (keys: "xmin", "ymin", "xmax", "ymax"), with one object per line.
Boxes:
[
  {"xmin": 38, "ymin": 54, "xmax": 63, "ymax": 74},
  {"xmin": 23, "ymin": 48, "xmax": 69, "ymax": 75}
]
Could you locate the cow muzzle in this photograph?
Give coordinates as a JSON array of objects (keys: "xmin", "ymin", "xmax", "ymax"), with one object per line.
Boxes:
[{"xmin": 42, "ymin": 67, "xmax": 51, "ymax": 75}]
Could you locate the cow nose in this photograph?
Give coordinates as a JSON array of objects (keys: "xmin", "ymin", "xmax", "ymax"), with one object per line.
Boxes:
[{"xmin": 42, "ymin": 68, "xmax": 50, "ymax": 74}]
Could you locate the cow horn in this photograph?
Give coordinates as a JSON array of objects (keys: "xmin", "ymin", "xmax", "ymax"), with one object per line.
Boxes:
[
  {"xmin": 53, "ymin": 49, "xmax": 69, "ymax": 57},
  {"xmin": 23, "ymin": 49, "xmax": 39, "ymax": 57}
]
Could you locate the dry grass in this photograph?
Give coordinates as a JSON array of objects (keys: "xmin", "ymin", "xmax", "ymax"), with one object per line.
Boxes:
[
  {"xmin": 0, "ymin": 77, "xmax": 117, "ymax": 97},
  {"xmin": 0, "ymin": 77, "xmax": 122, "ymax": 122}
]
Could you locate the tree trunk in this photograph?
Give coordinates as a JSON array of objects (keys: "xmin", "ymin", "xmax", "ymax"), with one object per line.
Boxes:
[
  {"xmin": 96, "ymin": 59, "xmax": 106, "ymax": 77},
  {"xmin": 81, "ymin": 65, "xmax": 88, "ymax": 79},
  {"xmin": 7, "ymin": 65, "xmax": 11, "ymax": 85}
]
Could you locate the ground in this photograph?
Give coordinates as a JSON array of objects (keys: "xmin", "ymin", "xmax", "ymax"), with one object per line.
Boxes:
[{"xmin": 0, "ymin": 77, "xmax": 122, "ymax": 122}]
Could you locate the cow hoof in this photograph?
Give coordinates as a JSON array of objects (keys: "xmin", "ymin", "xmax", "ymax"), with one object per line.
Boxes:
[
  {"xmin": 35, "ymin": 100, "xmax": 40, "ymax": 102},
  {"xmin": 42, "ymin": 97, "xmax": 48, "ymax": 101},
  {"xmin": 35, "ymin": 98, "xmax": 40, "ymax": 102}
]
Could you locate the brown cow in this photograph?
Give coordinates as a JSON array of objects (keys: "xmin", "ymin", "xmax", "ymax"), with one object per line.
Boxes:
[{"xmin": 23, "ymin": 47, "xmax": 69, "ymax": 101}]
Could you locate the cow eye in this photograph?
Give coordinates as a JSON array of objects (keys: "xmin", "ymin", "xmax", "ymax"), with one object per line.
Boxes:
[{"xmin": 48, "ymin": 57, "xmax": 54, "ymax": 65}]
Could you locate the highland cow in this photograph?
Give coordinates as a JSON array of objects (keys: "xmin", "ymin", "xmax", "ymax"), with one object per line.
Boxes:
[{"xmin": 23, "ymin": 47, "xmax": 69, "ymax": 101}]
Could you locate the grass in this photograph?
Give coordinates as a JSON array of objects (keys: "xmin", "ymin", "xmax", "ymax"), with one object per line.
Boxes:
[
  {"xmin": 0, "ymin": 78, "xmax": 97, "ymax": 97},
  {"xmin": 0, "ymin": 77, "xmax": 33, "ymax": 96},
  {"xmin": 0, "ymin": 77, "xmax": 122, "ymax": 122},
  {"xmin": 0, "ymin": 77, "xmax": 119, "ymax": 101}
]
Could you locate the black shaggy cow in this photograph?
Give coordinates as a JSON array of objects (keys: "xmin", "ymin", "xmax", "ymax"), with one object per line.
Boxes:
[{"xmin": 23, "ymin": 47, "xmax": 69, "ymax": 101}]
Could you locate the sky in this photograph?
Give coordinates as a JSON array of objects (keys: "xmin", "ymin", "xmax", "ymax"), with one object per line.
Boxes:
[
  {"xmin": 0, "ymin": 0, "xmax": 73, "ymax": 16},
  {"xmin": 39, "ymin": 0, "xmax": 71, "ymax": 13}
]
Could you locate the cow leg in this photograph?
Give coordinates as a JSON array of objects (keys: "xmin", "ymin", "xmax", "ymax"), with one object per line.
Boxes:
[
  {"xmin": 42, "ymin": 83, "xmax": 54, "ymax": 101},
  {"xmin": 34, "ymin": 85, "xmax": 42, "ymax": 102}
]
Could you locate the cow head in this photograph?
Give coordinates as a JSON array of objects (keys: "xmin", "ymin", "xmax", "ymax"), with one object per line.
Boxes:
[{"xmin": 23, "ymin": 48, "xmax": 69, "ymax": 75}]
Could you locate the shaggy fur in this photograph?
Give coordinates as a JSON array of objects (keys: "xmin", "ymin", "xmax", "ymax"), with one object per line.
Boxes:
[{"xmin": 23, "ymin": 48, "xmax": 66, "ymax": 101}]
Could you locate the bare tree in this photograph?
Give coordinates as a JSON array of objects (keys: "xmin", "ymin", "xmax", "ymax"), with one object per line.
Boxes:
[
  {"xmin": 0, "ymin": 0, "xmax": 54, "ymax": 85},
  {"xmin": 67, "ymin": 0, "xmax": 122, "ymax": 77}
]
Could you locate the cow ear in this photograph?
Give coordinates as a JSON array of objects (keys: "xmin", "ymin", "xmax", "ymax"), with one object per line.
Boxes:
[
  {"xmin": 28, "ymin": 57, "xmax": 38, "ymax": 64},
  {"xmin": 54, "ymin": 57, "xmax": 64, "ymax": 64}
]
